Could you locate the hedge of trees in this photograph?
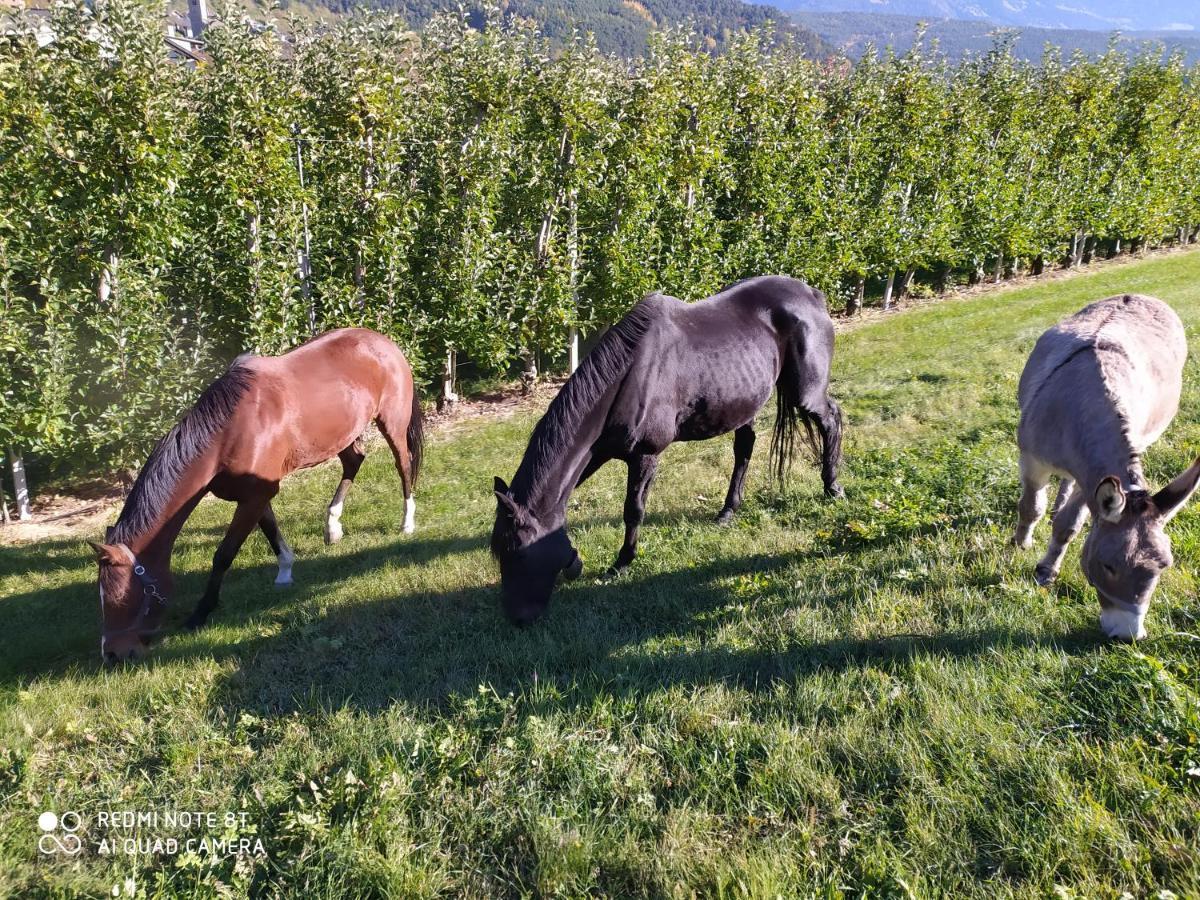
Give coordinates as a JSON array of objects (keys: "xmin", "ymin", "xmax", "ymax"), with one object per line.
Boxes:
[{"xmin": 2, "ymin": 1, "xmax": 1199, "ymax": 495}]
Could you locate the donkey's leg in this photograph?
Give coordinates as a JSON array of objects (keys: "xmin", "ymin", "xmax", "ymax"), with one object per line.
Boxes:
[
  {"xmin": 259, "ymin": 501, "xmax": 295, "ymax": 586},
  {"xmin": 376, "ymin": 405, "xmax": 416, "ymax": 534},
  {"xmin": 612, "ymin": 454, "xmax": 660, "ymax": 573},
  {"xmin": 1034, "ymin": 480, "xmax": 1089, "ymax": 585},
  {"xmin": 325, "ymin": 439, "xmax": 366, "ymax": 544},
  {"xmin": 1013, "ymin": 454, "xmax": 1052, "ymax": 549},
  {"xmin": 813, "ymin": 397, "xmax": 844, "ymax": 499},
  {"xmin": 185, "ymin": 496, "xmax": 271, "ymax": 630},
  {"xmin": 716, "ymin": 425, "xmax": 756, "ymax": 525}
]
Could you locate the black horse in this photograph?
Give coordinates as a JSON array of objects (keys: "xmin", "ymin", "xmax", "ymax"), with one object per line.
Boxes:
[{"xmin": 492, "ymin": 275, "xmax": 844, "ymax": 624}]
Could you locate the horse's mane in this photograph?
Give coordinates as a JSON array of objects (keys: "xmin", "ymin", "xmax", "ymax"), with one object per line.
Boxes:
[
  {"xmin": 508, "ymin": 295, "xmax": 662, "ymax": 506},
  {"xmin": 111, "ymin": 360, "xmax": 255, "ymax": 544}
]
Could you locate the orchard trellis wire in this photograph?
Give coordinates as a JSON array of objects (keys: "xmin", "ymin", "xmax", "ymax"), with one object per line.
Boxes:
[{"xmin": 1, "ymin": 1, "xmax": 1199, "ymax": 493}]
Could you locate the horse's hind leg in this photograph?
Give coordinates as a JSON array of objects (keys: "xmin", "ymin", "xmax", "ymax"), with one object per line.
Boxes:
[
  {"xmin": 1034, "ymin": 479, "xmax": 1088, "ymax": 585},
  {"xmin": 716, "ymin": 425, "xmax": 756, "ymax": 525},
  {"xmin": 612, "ymin": 453, "xmax": 659, "ymax": 573},
  {"xmin": 325, "ymin": 439, "xmax": 366, "ymax": 544},
  {"xmin": 259, "ymin": 501, "xmax": 295, "ymax": 585},
  {"xmin": 1013, "ymin": 453, "xmax": 1051, "ymax": 549},
  {"xmin": 376, "ymin": 403, "xmax": 417, "ymax": 534},
  {"xmin": 185, "ymin": 495, "xmax": 271, "ymax": 630}
]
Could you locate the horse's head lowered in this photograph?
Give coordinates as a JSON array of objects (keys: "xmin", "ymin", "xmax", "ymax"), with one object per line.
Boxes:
[
  {"xmin": 91, "ymin": 535, "xmax": 170, "ymax": 662},
  {"xmin": 490, "ymin": 476, "xmax": 582, "ymax": 625},
  {"xmin": 1082, "ymin": 457, "xmax": 1200, "ymax": 640}
]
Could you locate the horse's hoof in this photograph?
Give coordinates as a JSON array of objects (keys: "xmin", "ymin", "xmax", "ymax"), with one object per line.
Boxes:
[
  {"xmin": 563, "ymin": 553, "xmax": 583, "ymax": 581},
  {"xmin": 826, "ymin": 483, "xmax": 846, "ymax": 500},
  {"xmin": 274, "ymin": 575, "xmax": 293, "ymax": 587},
  {"xmin": 1033, "ymin": 564, "xmax": 1056, "ymax": 586},
  {"xmin": 325, "ymin": 524, "xmax": 343, "ymax": 545},
  {"xmin": 715, "ymin": 509, "xmax": 735, "ymax": 526}
]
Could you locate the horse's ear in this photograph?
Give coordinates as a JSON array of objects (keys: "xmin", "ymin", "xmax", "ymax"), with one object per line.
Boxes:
[
  {"xmin": 495, "ymin": 490, "xmax": 521, "ymax": 518},
  {"xmin": 493, "ymin": 476, "xmax": 510, "ymax": 495},
  {"xmin": 89, "ymin": 541, "xmax": 122, "ymax": 565},
  {"xmin": 1095, "ymin": 476, "xmax": 1126, "ymax": 523},
  {"xmin": 105, "ymin": 526, "xmax": 115, "ymax": 541},
  {"xmin": 1153, "ymin": 456, "xmax": 1200, "ymax": 523}
]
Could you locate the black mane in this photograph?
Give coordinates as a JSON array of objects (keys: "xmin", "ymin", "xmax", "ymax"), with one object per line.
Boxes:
[
  {"xmin": 111, "ymin": 361, "xmax": 255, "ymax": 544},
  {"xmin": 506, "ymin": 295, "xmax": 661, "ymax": 509}
]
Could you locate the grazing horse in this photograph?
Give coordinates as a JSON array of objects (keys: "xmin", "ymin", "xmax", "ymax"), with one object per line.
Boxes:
[
  {"xmin": 492, "ymin": 275, "xmax": 844, "ymax": 625},
  {"xmin": 1014, "ymin": 294, "xmax": 1199, "ymax": 640},
  {"xmin": 91, "ymin": 328, "xmax": 423, "ymax": 662}
]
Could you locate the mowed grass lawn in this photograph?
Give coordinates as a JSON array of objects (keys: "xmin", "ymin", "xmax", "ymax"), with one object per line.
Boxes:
[{"xmin": 4, "ymin": 252, "xmax": 1200, "ymax": 898}]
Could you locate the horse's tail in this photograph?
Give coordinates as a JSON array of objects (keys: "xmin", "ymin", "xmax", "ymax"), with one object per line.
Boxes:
[
  {"xmin": 770, "ymin": 330, "xmax": 823, "ymax": 484},
  {"xmin": 406, "ymin": 389, "xmax": 424, "ymax": 490}
]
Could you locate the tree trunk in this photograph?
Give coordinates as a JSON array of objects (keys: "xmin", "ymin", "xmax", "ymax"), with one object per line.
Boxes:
[
  {"xmin": 521, "ymin": 349, "xmax": 538, "ymax": 393},
  {"xmin": 937, "ymin": 265, "xmax": 952, "ymax": 294},
  {"xmin": 881, "ymin": 271, "xmax": 896, "ymax": 310},
  {"xmin": 294, "ymin": 135, "xmax": 315, "ymax": 334},
  {"xmin": 846, "ymin": 276, "xmax": 864, "ymax": 316},
  {"xmin": 994, "ymin": 251, "xmax": 1004, "ymax": 284},
  {"xmin": 439, "ymin": 349, "xmax": 458, "ymax": 409},
  {"xmin": 1032, "ymin": 255, "xmax": 1044, "ymax": 276},
  {"xmin": 0, "ymin": 475, "xmax": 10, "ymax": 525},
  {"xmin": 568, "ymin": 328, "xmax": 579, "ymax": 375},
  {"xmin": 897, "ymin": 268, "xmax": 916, "ymax": 301},
  {"xmin": 8, "ymin": 447, "xmax": 31, "ymax": 521}
]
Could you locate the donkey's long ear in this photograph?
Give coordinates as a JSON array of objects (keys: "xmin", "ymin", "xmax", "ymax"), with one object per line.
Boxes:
[
  {"xmin": 1095, "ymin": 476, "xmax": 1126, "ymax": 523},
  {"xmin": 1153, "ymin": 456, "xmax": 1200, "ymax": 523}
]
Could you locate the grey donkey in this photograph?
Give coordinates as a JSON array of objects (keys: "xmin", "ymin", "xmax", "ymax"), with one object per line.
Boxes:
[{"xmin": 1014, "ymin": 293, "xmax": 1198, "ymax": 640}]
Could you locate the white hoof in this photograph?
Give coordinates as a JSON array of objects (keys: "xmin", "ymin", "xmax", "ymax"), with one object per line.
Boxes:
[{"xmin": 325, "ymin": 520, "xmax": 343, "ymax": 544}]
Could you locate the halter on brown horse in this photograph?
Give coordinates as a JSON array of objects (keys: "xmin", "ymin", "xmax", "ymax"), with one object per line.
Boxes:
[{"xmin": 91, "ymin": 328, "xmax": 423, "ymax": 663}]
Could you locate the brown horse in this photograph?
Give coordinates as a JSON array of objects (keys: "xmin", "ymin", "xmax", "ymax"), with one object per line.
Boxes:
[{"xmin": 90, "ymin": 328, "xmax": 423, "ymax": 663}]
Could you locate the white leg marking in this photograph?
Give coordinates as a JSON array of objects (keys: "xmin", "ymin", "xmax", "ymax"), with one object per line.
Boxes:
[
  {"xmin": 275, "ymin": 536, "xmax": 295, "ymax": 586},
  {"xmin": 1100, "ymin": 604, "xmax": 1147, "ymax": 641},
  {"xmin": 325, "ymin": 500, "xmax": 344, "ymax": 544},
  {"xmin": 403, "ymin": 496, "xmax": 416, "ymax": 534}
]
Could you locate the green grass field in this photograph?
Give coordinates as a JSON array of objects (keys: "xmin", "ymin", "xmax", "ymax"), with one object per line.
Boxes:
[{"xmin": 3, "ymin": 252, "xmax": 1200, "ymax": 898}]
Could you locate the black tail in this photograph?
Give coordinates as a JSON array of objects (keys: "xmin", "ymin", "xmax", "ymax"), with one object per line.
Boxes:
[
  {"xmin": 769, "ymin": 335, "xmax": 823, "ymax": 484},
  {"xmin": 407, "ymin": 389, "xmax": 424, "ymax": 490}
]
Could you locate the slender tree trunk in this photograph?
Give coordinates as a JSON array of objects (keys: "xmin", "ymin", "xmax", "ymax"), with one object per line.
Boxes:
[
  {"xmin": 881, "ymin": 271, "xmax": 896, "ymax": 310},
  {"xmin": 521, "ymin": 349, "xmax": 538, "ymax": 393},
  {"xmin": 1032, "ymin": 255, "xmax": 1044, "ymax": 276},
  {"xmin": 0, "ymin": 475, "xmax": 10, "ymax": 525},
  {"xmin": 567, "ymin": 190, "xmax": 580, "ymax": 375},
  {"xmin": 294, "ymin": 134, "xmax": 314, "ymax": 334},
  {"xmin": 897, "ymin": 268, "xmax": 916, "ymax": 300},
  {"xmin": 8, "ymin": 447, "xmax": 30, "ymax": 521},
  {"xmin": 937, "ymin": 264, "xmax": 952, "ymax": 294},
  {"xmin": 439, "ymin": 349, "xmax": 458, "ymax": 409},
  {"xmin": 994, "ymin": 251, "xmax": 1004, "ymax": 284},
  {"xmin": 846, "ymin": 276, "xmax": 865, "ymax": 316}
]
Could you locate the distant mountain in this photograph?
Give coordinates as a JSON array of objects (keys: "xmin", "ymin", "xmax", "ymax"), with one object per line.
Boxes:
[
  {"xmin": 783, "ymin": 9, "xmax": 1200, "ymax": 63},
  {"xmin": 759, "ymin": 0, "xmax": 1199, "ymax": 33}
]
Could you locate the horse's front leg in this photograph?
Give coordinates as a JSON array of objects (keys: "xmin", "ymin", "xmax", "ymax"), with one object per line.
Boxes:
[
  {"xmin": 717, "ymin": 425, "xmax": 756, "ymax": 524},
  {"xmin": 184, "ymin": 496, "xmax": 270, "ymax": 630},
  {"xmin": 612, "ymin": 454, "xmax": 659, "ymax": 573},
  {"xmin": 258, "ymin": 501, "xmax": 295, "ymax": 586}
]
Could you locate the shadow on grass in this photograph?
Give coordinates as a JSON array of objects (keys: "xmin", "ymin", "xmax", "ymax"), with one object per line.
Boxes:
[{"xmin": 0, "ymin": 516, "xmax": 1106, "ymax": 719}]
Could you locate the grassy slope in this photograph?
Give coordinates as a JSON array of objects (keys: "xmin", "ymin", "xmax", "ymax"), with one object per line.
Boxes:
[{"xmin": 3, "ymin": 251, "xmax": 1200, "ymax": 897}]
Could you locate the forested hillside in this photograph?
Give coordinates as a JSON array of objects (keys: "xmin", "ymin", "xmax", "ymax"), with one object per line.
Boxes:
[{"xmin": 280, "ymin": 0, "xmax": 828, "ymax": 56}]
